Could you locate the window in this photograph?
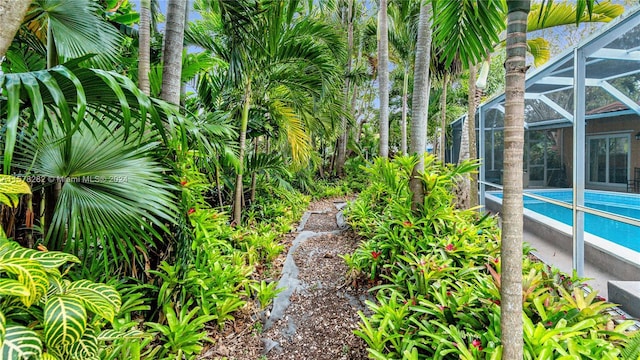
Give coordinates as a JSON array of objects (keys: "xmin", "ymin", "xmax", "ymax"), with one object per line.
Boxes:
[{"xmin": 587, "ymin": 134, "xmax": 629, "ymax": 185}]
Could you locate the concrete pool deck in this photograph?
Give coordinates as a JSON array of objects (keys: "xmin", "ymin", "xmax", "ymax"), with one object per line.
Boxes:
[{"xmin": 523, "ymin": 229, "xmax": 620, "ymax": 298}]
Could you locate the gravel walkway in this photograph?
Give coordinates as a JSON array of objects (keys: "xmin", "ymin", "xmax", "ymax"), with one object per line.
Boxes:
[{"xmin": 200, "ymin": 198, "xmax": 370, "ymax": 360}]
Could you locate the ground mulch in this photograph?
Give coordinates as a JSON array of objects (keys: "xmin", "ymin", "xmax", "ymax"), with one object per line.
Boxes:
[{"xmin": 200, "ymin": 197, "xmax": 370, "ymax": 360}]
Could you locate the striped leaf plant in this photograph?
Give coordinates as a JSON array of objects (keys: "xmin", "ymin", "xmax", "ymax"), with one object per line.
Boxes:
[{"xmin": 0, "ymin": 238, "xmax": 122, "ymax": 360}]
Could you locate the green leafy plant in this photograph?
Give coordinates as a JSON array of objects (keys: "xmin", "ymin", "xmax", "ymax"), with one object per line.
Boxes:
[
  {"xmin": 251, "ymin": 280, "xmax": 284, "ymax": 310},
  {"xmin": 346, "ymin": 156, "xmax": 632, "ymax": 359},
  {"xmin": 145, "ymin": 300, "xmax": 215, "ymax": 360},
  {"xmin": 0, "ymin": 238, "xmax": 121, "ymax": 359}
]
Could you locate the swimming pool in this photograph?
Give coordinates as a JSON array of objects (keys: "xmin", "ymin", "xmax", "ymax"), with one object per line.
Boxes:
[{"xmin": 495, "ymin": 190, "xmax": 640, "ymax": 253}]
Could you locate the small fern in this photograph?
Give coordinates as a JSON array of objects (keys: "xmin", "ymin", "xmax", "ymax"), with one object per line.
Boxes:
[{"xmin": 622, "ymin": 331, "xmax": 640, "ymax": 360}]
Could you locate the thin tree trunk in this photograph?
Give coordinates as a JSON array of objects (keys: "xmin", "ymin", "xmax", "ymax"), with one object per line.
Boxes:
[
  {"xmin": 232, "ymin": 80, "xmax": 251, "ymax": 224},
  {"xmin": 46, "ymin": 22, "xmax": 58, "ymax": 68},
  {"xmin": 501, "ymin": 1, "xmax": 529, "ymax": 358},
  {"xmin": 44, "ymin": 21, "xmax": 60, "ymax": 238},
  {"xmin": 336, "ymin": 0, "xmax": 354, "ymax": 176},
  {"xmin": 468, "ymin": 62, "xmax": 478, "ymax": 208},
  {"xmin": 249, "ymin": 137, "xmax": 258, "ymax": 203},
  {"xmin": 0, "ymin": 0, "xmax": 30, "ymax": 60},
  {"xmin": 401, "ymin": 64, "xmax": 409, "ymax": 155},
  {"xmin": 160, "ymin": 0, "xmax": 186, "ymax": 105},
  {"xmin": 409, "ymin": 2, "xmax": 433, "ymax": 209},
  {"xmin": 138, "ymin": 0, "xmax": 151, "ymax": 95},
  {"xmin": 457, "ymin": 115, "xmax": 470, "ymax": 209},
  {"xmin": 378, "ymin": 0, "xmax": 389, "ymax": 158},
  {"xmin": 215, "ymin": 164, "xmax": 223, "ymax": 208},
  {"xmin": 439, "ymin": 73, "xmax": 449, "ymax": 161}
]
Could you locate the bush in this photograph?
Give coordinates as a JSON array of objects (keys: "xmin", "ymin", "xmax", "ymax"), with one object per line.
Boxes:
[{"xmin": 346, "ymin": 155, "xmax": 636, "ymax": 359}]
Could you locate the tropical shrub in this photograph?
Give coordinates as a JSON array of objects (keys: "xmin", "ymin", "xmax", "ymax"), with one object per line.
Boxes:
[
  {"xmin": 139, "ymin": 148, "xmax": 305, "ymax": 359},
  {"xmin": 0, "ymin": 238, "xmax": 123, "ymax": 360},
  {"xmin": 346, "ymin": 155, "xmax": 636, "ymax": 359}
]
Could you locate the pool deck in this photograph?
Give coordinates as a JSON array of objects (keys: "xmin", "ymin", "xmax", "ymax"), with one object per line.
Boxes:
[{"xmin": 524, "ymin": 229, "xmax": 620, "ymax": 298}]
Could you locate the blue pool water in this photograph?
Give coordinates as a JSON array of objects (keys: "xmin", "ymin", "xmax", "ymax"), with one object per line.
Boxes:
[{"xmin": 494, "ymin": 190, "xmax": 640, "ymax": 253}]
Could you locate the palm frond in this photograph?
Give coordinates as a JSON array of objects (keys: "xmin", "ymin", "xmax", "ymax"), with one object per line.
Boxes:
[
  {"xmin": 16, "ymin": 123, "xmax": 177, "ymax": 272},
  {"xmin": 528, "ymin": 38, "xmax": 551, "ymax": 67},
  {"xmin": 529, "ymin": 0, "xmax": 623, "ymax": 31},
  {"xmin": 432, "ymin": 0, "xmax": 506, "ymax": 68},
  {"xmin": 0, "ymin": 62, "xmax": 174, "ymax": 174},
  {"xmin": 27, "ymin": 0, "xmax": 123, "ymax": 69}
]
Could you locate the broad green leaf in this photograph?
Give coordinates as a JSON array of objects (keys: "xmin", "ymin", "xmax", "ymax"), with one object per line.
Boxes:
[
  {"xmin": 0, "ymin": 279, "xmax": 30, "ymax": 297},
  {"xmin": 0, "ymin": 257, "xmax": 48, "ymax": 307},
  {"xmin": 19, "ymin": 73, "xmax": 45, "ymax": 138},
  {"xmin": 0, "ymin": 325, "xmax": 42, "ymax": 360},
  {"xmin": 3, "ymin": 76, "xmax": 21, "ymax": 174},
  {"xmin": 108, "ymin": 12, "xmax": 140, "ymax": 25},
  {"xmin": 41, "ymin": 353, "xmax": 59, "ymax": 360},
  {"xmin": 66, "ymin": 280, "xmax": 121, "ymax": 322},
  {"xmin": 97, "ymin": 329, "xmax": 146, "ymax": 341},
  {"xmin": 65, "ymin": 331, "xmax": 98, "ymax": 360},
  {"xmin": 0, "ymin": 242, "xmax": 80, "ymax": 270},
  {"xmin": 0, "ymin": 176, "xmax": 31, "ymax": 195},
  {"xmin": 0, "ymin": 194, "xmax": 20, "ymax": 208},
  {"xmin": 44, "ymin": 295, "xmax": 87, "ymax": 349}
]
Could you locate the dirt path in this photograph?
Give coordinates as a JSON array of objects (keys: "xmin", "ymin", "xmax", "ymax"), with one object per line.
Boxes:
[
  {"xmin": 202, "ymin": 198, "xmax": 370, "ymax": 359},
  {"xmin": 262, "ymin": 198, "xmax": 370, "ymax": 359}
]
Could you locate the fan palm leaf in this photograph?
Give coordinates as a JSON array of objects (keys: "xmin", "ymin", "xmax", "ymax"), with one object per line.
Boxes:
[
  {"xmin": 24, "ymin": 0, "xmax": 123, "ymax": 69},
  {"xmin": 16, "ymin": 123, "xmax": 177, "ymax": 273}
]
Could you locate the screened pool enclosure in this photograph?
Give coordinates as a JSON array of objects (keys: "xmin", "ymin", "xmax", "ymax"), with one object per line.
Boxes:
[{"xmin": 449, "ymin": 7, "xmax": 640, "ymax": 308}]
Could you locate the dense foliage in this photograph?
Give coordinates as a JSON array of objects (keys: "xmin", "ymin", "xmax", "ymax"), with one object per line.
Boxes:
[
  {"xmin": 0, "ymin": 0, "xmax": 636, "ymax": 358},
  {"xmin": 345, "ymin": 156, "xmax": 638, "ymax": 359}
]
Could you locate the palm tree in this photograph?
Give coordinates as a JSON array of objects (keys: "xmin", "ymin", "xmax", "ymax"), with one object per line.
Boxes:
[
  {"xmin": 0, "ymin": 0, "xmax": 30, "ymax": 59},
  {"xmin": 161, "ymin": 0, "xmax": 187, "ymax": 105},
  {"xmin": 388, "ymin": 0, "xmax": 419, "ymax": 156},
  {"xmin": 138, "ymin": 0, "xmax": 151, "ymax": 95},
  {"xmin": 189, "ymin": 0, "xmax": 344, "ymax": 223},
  {"xmin": 335, "ymin": 0, "xmax": 354, "ymax": 177},
  {"xmin": 408, "ymin": 1, "xmax": 432, "ymax": 208},
  {"xmin": 500, "ymin": 0, "xmax": 601, "ymax": 356},
  {"xmin": 501, "ymin": 2, "xmax": 529, "ymax": 358},
  {"xmin": 378, "ymin": 0, "xmax": 389, "ymax": 158}
]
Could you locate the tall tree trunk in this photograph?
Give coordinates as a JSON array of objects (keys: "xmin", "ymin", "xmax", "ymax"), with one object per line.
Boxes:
[
  {"xmin": 160, "ymin": 0, "xmax": 186, "ymax": 105},
  {"xmin": 138, "ymin": 0, "xmax": 151, "ymax": 95},
  {"xmin": 378, "ymin": 0, "xmax": 389, "ymax": 158},
  {"xmin": 409, "ymin": 2, "xmax": 433, "ymax": 209},
  {"xmin": 457, "ymin": 113, "xmax": 470, "ymax": 209},
  {"xmin": 438, "ymin": 73, "xmax": 449, "ymax": 161},
  {"xmin": 0, "ymin": 0, "xmax": 30, "ymax": 60},
  {"xmin": 232, "ymin": 80, "xmax": 251, "ymax": 225},
  {"xmin": 44, "ymin": 20, "xmax": 60, "ymax": 237},
  {"xmin": 501, "ymin": 1, "xmax": 530, "ymax": 358},
  {"xmin": 400, "ymin": 64, "xmax": 409, "ymax": 155},
  {"xmin": 468, "ymin": 62, "xmax": 478, "ymax": 207},
  {"xmin": 336, "ymin": 0, "xmax": 354, "ymax": 177},
  {"xmin": 179, "ymin": 0, "xmax": 190, "ymax": 106},
  {"xmin": 456, "ymin": 63, "xmax": 478, "ymax": 210}
]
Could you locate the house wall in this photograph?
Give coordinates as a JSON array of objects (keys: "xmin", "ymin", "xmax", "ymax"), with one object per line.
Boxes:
[{"xmin": 560, "ymin": 113, "xmax": 640, "ymax": 189}]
